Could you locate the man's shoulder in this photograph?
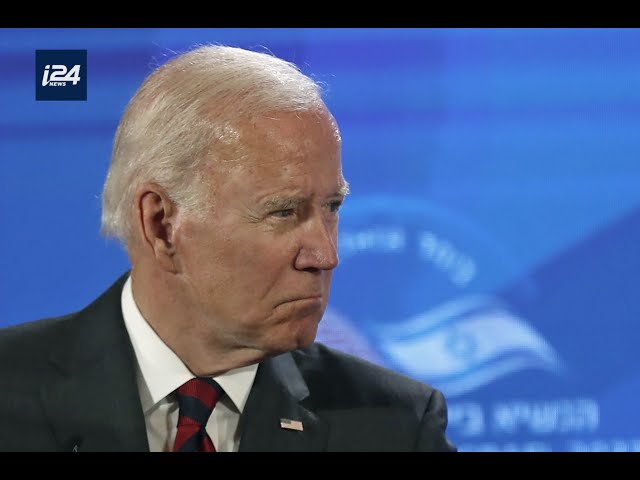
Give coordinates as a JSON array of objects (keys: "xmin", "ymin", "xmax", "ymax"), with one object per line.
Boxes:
[
  {"xmin": 0, "ymin": 314, "xmax": 76, "ymax": 354},
  {"xmin": 0, "ymin": 272, "xmax": 129, "ymax": 375},
  {"xmin": 291, "ymin": 342, "xmax": 434, "ymax": 405},
  {"xmin": 0, "ymin": 312, "xmax": 79, "ymax": 384},
  {"xmin": 287, "ymin": 343, "xmax": 456, "ymax": 451}
]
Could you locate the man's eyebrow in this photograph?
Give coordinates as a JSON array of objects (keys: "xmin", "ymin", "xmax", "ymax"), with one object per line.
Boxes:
[
  {"xmin": 334, "ymin": 180, "xmax": 350, "ymax": 198},
  {"xmin": 260, "ymin": 181, "xmax": 350, "ymax": 211},
  {"xmin": 261, "ymin": 196, "xmax": 305, "ymax": 211}
]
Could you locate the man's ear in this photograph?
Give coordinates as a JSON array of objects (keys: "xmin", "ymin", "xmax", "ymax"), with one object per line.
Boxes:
[{"xmin": 135, "ymin": 183, "xmax": 179, "ymax": 272}]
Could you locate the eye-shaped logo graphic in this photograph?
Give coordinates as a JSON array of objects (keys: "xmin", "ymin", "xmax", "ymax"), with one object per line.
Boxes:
[{"xmin": 371, "ymin": 294, "xmax": 565, "ymax": 397}]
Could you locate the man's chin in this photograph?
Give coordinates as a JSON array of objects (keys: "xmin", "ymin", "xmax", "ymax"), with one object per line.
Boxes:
[
  {"xmin": 294, "ymin": 328, "xmax": 319, "ymax": 350},
  {"xmin": 270, "ymin": 321, "xmax": 320, "ymax": 354}
]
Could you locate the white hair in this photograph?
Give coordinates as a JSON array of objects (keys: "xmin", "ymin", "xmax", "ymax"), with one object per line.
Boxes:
[{"xmin": 100, "ymin": 44, "xmax": 328, "ymax": 245}]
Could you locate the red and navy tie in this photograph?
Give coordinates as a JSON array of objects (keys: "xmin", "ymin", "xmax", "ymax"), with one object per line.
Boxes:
[{"xmin": 173, "ymin": 377, "xmax": 223, "ymax": 452}]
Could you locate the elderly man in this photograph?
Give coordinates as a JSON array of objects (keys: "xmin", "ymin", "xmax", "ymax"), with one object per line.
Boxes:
[{"xmin": 0, "ymin": 45, "xmax": 456, "ymax": 452}]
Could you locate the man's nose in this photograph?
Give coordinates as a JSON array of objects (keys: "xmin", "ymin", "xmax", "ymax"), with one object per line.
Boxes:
[{"xmin": 294, "ymin": 216, "xmax": 339, "ymax": 272}]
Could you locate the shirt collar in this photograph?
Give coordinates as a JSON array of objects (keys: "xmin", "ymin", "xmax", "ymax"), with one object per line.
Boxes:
[{"xmin": 120, "ymin": 274, "xmax": 258, "ymax": 414}]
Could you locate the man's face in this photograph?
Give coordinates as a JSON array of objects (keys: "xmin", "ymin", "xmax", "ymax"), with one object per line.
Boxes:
[{"xmin": 174, "ymin": 108, "xmax": 346, "ymax": 357}]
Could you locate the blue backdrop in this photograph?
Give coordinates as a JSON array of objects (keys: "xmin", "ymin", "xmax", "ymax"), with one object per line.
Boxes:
[{"xmin": 2, "ymin": 28, "xmax": 639, "ymax": 452}]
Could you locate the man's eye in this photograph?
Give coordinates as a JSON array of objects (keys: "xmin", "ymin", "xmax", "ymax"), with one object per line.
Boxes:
[
  {"xmin": 270, "ymin": 209, "xmax": 295, "ymax": 218},
  {"xmin": 328, "ymin": 201, "xmax": 343, "ymax": 213}
]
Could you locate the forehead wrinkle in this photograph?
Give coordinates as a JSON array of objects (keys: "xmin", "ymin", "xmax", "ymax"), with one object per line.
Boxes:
[
  {"xmin": 205, "ymin": 109, "xmax": 340, "ymax": 178},
  {"xmin": 247, "ymin": 111, "xmax": 339, "ymax": 155},
  {"xmin": 209, "ymin": 110, "xmax": 342, "ymax": 200}
]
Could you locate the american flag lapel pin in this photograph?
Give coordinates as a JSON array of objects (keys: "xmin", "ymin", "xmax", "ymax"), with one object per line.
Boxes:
[{"xmin": 280, "ymin": 418, "xmax": 304, "ymax": 431}]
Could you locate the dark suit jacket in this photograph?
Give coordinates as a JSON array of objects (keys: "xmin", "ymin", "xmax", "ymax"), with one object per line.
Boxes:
[{"xmin": 0, "ymin": 273, "xmax": 456, "ymax": 452}]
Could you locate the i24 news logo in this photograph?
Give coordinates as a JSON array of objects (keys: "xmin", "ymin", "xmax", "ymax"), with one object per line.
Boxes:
[
  {"xmin": 42, "ymin": 64, "xmax": 81, "ymax": 87},
  {"xmin": 35, "ymin": 49, "xmax": 87, "ymax": 101}
]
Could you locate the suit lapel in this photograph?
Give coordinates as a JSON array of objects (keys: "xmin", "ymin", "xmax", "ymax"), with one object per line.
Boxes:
[
  {"xmin": 39, "ymin": 273, "xmax": 149, "ymax": 452},
  {"xmin": 40, "ymin": 354, "xmax": 148, "ymax": 451},
  {"xmin": 239, "ymin": 352, "xmax": 328, "ymax": 452}
]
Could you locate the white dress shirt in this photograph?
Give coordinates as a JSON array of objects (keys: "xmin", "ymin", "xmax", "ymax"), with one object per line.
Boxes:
[{"xmin": 121, "ymin": 275, "xmax": 258, "ymax": 452}]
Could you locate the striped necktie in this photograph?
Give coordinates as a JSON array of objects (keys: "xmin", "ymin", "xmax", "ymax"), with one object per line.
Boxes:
[{"xmin": 172, "ymin": 377, "xmax": 223, "ymax": 452}]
